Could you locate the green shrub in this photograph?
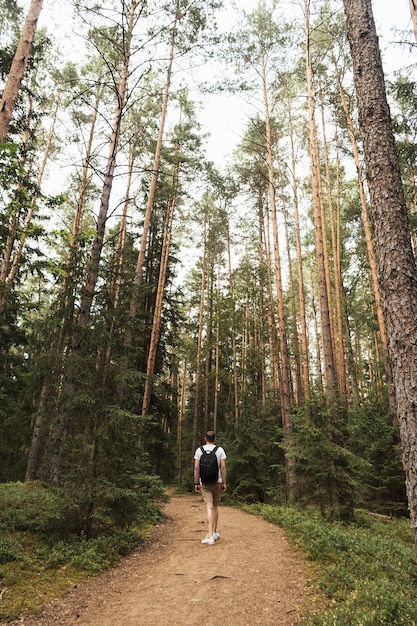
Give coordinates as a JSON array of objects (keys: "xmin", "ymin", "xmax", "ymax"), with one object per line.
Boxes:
[
  {"xmin": 245, "ymin": 503, "xmax": 417, "ymax": 625},
  {"xmin": 0, "ymin": 472, "xmax": 165, "ymax": 540},
  {"xmin": 54, "ymin": 473, "xmax": 165, "ymax": 536},
  {"xmin": 0, "ymin": 481, "xmax": 166, "ymax": 623},
  {"xmin": 40, "ymin": 531, "xmax": 143, "ymax": 573},
  {"xmin": 0, "ymin": 481, "xmax": 60, "ymax": 533},
  {"xmin": 0, "ymin": 537, "xmax": 24, "ymax": 564}
]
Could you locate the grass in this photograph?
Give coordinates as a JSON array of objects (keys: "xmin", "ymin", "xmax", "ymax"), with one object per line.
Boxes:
[
  {"xmin": 244, "ymin": 503, "xmax": 417, "ymax": 626},
  {"xmin": 0, "ymin": 481, "xmax": 161, "ymax": 623}
]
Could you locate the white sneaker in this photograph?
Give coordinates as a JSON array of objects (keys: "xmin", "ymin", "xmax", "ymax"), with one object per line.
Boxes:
[
  {"xmin": 201, "ymin": 535, "xmax": 215, "ymax": 545},
  {"xmin": 213, "ymin": 531, "xmax": 220, "ymax": 541}
]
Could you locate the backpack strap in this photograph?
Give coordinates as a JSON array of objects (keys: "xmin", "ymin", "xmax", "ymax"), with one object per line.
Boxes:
[{"xmin": 200, "ymin": 445, "xmax": 218, "ymax": 455}]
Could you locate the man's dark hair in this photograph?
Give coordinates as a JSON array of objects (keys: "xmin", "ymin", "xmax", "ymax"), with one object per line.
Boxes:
[{"xmin": 205, "ymin": 430, "xmax": 216, "ymax": 442}]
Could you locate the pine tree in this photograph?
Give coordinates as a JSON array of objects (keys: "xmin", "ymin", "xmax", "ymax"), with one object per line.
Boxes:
[{"xmin": 344, "ymin": 0, "xmax": 417, "ymax": 552}]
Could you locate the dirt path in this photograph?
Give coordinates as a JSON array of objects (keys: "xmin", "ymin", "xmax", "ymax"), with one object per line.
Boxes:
[{"xmin": 11, "ymin": 495, "xmax": 316, "ymax": 625}]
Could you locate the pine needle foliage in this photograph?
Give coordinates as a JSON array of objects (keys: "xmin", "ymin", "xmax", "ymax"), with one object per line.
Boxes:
[
  {"xmin": 347, "ymin": 395, "xmax": 407, "ymax": 516},
  {"xmin": 283, "ymin": 396, "xmax": 363, "ymax": 519},
  {"xmin": 222, "ymin": 411, "xmax": 285, "ymax": 504}
]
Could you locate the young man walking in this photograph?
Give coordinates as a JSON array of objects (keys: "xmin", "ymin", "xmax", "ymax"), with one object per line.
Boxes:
[{"xmin": 194, "ymin": 431, "xmax": 227, "ymax": 545}]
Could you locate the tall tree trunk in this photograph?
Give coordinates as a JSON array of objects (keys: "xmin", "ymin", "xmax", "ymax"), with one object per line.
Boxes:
[
  {"xmin": 306, "ymin": 0, "xmax": 354, "ymax": 519},
  {"xmin": 59, "ymin": 87, "xmax": 101, "ymax": 341},
  {"xmin": 1, "ymin": 100, "xmax": 58, "ymax": 307},
  {"xmin": 319, "ymin": 83, "xmax": 348, "ymax": 405},
  {"xmin": 108, "ymin": 142, "xmax": 135, "ymax": 340},
  {"xmin": 177, "ymin": 356, "xmax": 187, "ymax": 485},
  {"xmin": 241, "ymin": 287, "xmax": 248, "ymax": 396},
  {"xmin": 124, "ymin": 3, "xmax": 179, "ymax": 349},
  {"xmin": 410, "ymin": 0, "xmax": 417, "ymax": 42},
  {"xmin": 264, "ymin": 202, "xmax": 281, "ymax": 398},
  {"xmin": 0, "ymin": 0, "xmax": 43, "ymax": 142},
  {"xmin": 257, "ymin": 198, "xmax": 267, "ymax": 412},
  {"xmin": 203, "ymin": 254, "xmax": 213, "ymax": 434},
  {"xmin": 334, "ymin": 59, "xmax": 396, "ymax": 419},
  {"xmin": 213, "ymin": 265, "xmax": 221, "ymax": 432},
  {"xmin": 76, "ymin": 90, "xmax": 126, "ymax": 332},
  {"xmin": 41, "ymin": 0, "xmax": 137, "ymax": 483},
  {"xmin": 226, "ymin": 224, "xmax": 239, "ymax": 424},
  {"xmin": 343, "ymin": 0, "xmax": 417, "ymax": 552},
  {"xmin": 261, "ymin": 49, "xmax": 294, "ymax": 495},
  {"xmin": 25, "ymin": 381, "xmax": 49, "ymax": 481},
  {"xmin": 287, "ymin": 110, "xmax": 312, "ymax": 400},
  {"xmin": 343, "ymin": 286, "xmax": 361, "ymax": 408},
  {"xmin": 77, "ymin": 0, "xmax": 140, "ymax": 337},
  {"xmin": 142, "ymin": 159, "xmax": 179, "ymax": 416},
  {"xmin": 276, "ymin": 156, "xmax": 302, "ymax": 405},
  {"xmin": 304, "ymin": 0, "xmax": 339, "ymax": 408},
  {"xmin": 97, "ymin": 138, "xmax": 137, "ymax": 385},
  {"xmin": 309, "ymin": 263, "xmax": 324, "ymax": 394},
  {"xmin": 191, "ymin": 236, "xmax": 207, "ymax": 458},
  {"xmin": 25, "ymin": 93, "xmax": 100, "ymax": 481}
]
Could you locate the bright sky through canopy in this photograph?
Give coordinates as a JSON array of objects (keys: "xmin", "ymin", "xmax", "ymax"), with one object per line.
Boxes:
[
  {"xmin": 201, "ymin": 0, "xmax": 413, "ymax": 165},
  {"xmin": 33, "ymin": 0, "xmax": 414, "ymax": 173}
]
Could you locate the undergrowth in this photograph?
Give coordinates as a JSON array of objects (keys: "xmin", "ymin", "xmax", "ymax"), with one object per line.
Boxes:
[
  {"xmin": 244, "ymin": 503, "xmax": 417, "ymax": 626},
  {"xmin": 0, "ymin": 481, "xmax": 164, "ymax": 623},
  {"xmin": 3, "ymin": 483, "xmax": 416, "ymax": 625}
]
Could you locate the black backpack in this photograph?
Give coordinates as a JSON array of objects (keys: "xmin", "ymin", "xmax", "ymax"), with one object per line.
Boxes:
[{"xmin": 199, "ymin": 446, "xmax": 219, "ymax": 484}]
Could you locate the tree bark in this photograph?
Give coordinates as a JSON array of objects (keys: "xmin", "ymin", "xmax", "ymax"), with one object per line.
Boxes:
[
  {"xmin": 335, "ymin": 59, "xmax": 396, "ymax": 419},
  {"xmin": 288, "ymin": 107, "xmax": 310, "ymax": 400},
  {"xmin": 319, "ymin": 83, "xmax": 347, "ymax": 405},
  {"xmin": 277, "ymin": 157, "xmax": 302, "ymax": 405},
  {"xmin": 410, "ymin": 0, "xmax": 417, "ymax": 42},
  {"xmin": 124, "ymin": 3, "xmax": 179, "ymax": 349},
  {"xmin": 41, "ymin": 0, "xmax": 137, "ymax": 483},
  {"xmin": 0, "ymin": 0, "xmax": 43, "ymax": 143},
  {"xmin": 264, "ymin": 201, "xmax": 281, "ymax": 398},
  {"xmin": 213, "ymin": 265, "xmax": 221, "ymax": 432},
  {"xmin": 343, "ymin": 0, "xmax": 417, "ymax": 551},
  {"xmin": 261, "ymin": 50, "xmax": 293, "ymax": 420},
  {"xmin": 256, "ymin": 198, "xmax": 267, "ymax": 413},
  {"xmin": 203, "ymin": 248, "xmax": 213, "ymax": 434},
  {"xmin": 142, "ymin": 160, "xmax": 179, "ymax": 416},
  {"xmin": 261, "ymin": 49, "xmax": 294, "ymax": 495},
  {"xmin": 191, "ymin": 236, "xmax": 206, "ymax": 459},
  {"xmin": 226, "ymin": 223, "xmax": 240, "ymax": 424},
  {"xmin": 304, "ymin": 0, "xmax": 339, "ymax": 408}
]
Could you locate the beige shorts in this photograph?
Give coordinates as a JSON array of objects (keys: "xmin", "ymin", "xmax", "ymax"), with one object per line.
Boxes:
[{"xmin": 201, "ymin": 482, "xmax": 222, "ymax": 505}]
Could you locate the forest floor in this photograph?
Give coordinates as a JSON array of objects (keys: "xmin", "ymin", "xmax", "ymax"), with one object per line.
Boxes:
[{"xmin": 8, "ymin": 494, "xmax": 321, "ymax": 626}]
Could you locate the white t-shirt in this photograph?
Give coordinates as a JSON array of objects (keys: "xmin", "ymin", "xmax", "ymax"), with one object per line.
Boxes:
[{"xmin": 194, "ymin": 444, "xmax": 226, "ymax": 483}]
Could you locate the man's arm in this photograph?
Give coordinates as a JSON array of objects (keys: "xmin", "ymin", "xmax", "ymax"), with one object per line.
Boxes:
[
  {"xmin": 220, "ymin": 458, "xmax": 227, "ymax": 492},
  {"xmin": 194, "ymin": 459, "xmax": 201, "ymax": 491}
]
